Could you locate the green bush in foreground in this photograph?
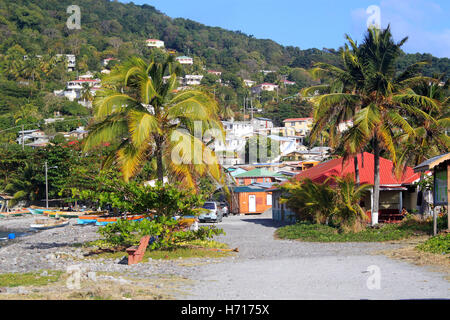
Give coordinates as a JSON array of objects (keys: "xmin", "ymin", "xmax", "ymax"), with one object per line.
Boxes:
[
  {"xmin": 97, "ymin": 217, "xmax": 225, "ymax": 250},
  {"xmin": 417, "ymin": 233, "xmax": 450, "ymax": 255}
]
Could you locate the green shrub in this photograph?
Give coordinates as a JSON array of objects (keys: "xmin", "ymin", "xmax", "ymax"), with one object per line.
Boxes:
[
  {"xmin": 97, "ymin": 217, "xmax": 224, "ymax": 250},
  {"xmin": 417, "ymin": 233, "xmax": 450, "ymax": 255}
]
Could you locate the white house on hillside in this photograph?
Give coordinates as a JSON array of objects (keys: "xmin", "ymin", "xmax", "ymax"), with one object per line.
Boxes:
[
  {"xmin": 251, "ymin": 83, "xmax": 279, "ymax": 95},
  {"xmin": 146, "ymin": 39, "xmax": 165, "ymax": 48},
  {"xmin": 244, "ymin": 79, "xmax": 256, "ymax": 87},
  {"xmin": 176, "ymin": 56, "xmax": 194, "ymax": 65},
  {"xmin": 56, "ymin": 54, "xmax": 76, "ymax": 72},
  {"xmin": 183, "ymin": 75, "xmax": 203, "ymax": 86}
]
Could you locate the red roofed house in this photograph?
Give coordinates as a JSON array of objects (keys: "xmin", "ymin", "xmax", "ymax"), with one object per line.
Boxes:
[
  {"xmin": 271, "ymin": 152, "xmax": 422, "ymax": 224},
  {"xmin": 207, "ymin": 70, "xmax": 222, "ymax": 76}
]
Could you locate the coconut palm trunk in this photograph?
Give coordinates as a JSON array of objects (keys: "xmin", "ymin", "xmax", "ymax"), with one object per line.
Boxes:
[
  {"xmin": 372, "ymin": 137, "xmax": 380, "ymax": 225},
  {"xmin": 155, "ymin": 135, "xmax": 164, "ymax": 183},
  {"xmin": 354, "ymin": 156, "xmax": 360, "ymax": 186}
]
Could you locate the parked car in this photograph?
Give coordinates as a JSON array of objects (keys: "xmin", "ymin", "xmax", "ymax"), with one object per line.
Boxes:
[{"xmin": 198, "ymin": 201, "xmax": 223, "ymax": 223}]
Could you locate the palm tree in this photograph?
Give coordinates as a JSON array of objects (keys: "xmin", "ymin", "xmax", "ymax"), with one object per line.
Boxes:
[
  {"xmin": 332, "ymin": 174, "xmax": 372, "ymax": 233},
  {"xmin": 395, "ymin": 76, "xmax": 449, "ymax": 173},
  {"xmin": 305, "ymin": 26, "xmax": 439, "ymax": 225},
  {"xmin": 394, "ymin": 76, "xmax": 450, "ymax": 214},
  {"xmin": 280, "ymin": 178, "xmax": 335, "ymax": 224},
  {"xmin": 340, "ymin": 26, "xmax": 439, "ymax": 224},
  {"xmin": 80, "ymin": 82, "xmax": 94, "ymax": 107},
  {"xmin": 83, "ymin": 56, "xmax": 225, "ymax": 191}
]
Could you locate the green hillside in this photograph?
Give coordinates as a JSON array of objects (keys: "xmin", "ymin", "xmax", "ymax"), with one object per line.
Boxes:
[
  {"xmin": 0, "ymin": 0, "xmax": 448, "ymax": 75},
  {"xmin": 0, "ymin": 0, "xmax": 448, "ymax": 138}
]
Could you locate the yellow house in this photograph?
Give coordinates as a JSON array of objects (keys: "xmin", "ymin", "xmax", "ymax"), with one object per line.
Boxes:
[{"xmin": 283, "ymin": 118, "xmax": 314, "ymax": 136}]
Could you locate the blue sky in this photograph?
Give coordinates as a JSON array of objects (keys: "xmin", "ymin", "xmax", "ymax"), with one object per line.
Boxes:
[{"xmin": 122, "ymin": 0, "xmax": 450, "ymax": 58}]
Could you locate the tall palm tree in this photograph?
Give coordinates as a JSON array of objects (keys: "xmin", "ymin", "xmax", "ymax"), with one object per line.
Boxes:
[
  {"xmin": 340, "ymin": 26, "xmax": 439, "ymax": 224},
  {"xmin": 395, "ymin": 76, "xmax": 450, "ymax": 174},
  {"xmin": 305, "ymin": 26, "xmax": 439, "ymax": 225},
  {"xmin": 83, "ymin": 56, "xmax": 226, "ymax": 191}
]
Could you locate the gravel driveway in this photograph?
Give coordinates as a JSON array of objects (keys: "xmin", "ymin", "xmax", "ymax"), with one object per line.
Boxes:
[{"xmin": 175, "ymin": 210, "xmax": 450, "ymax": 300}]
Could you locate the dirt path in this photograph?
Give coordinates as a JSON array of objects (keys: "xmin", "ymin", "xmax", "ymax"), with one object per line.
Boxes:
[{"xmin": 175, "ymin": 210, "xmax": 450, "ymax": 300}]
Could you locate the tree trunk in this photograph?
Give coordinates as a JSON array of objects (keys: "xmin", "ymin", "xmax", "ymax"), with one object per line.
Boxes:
[
  {"xmin": 354, "ymin": 156, "xmax": 360, "ymax": 186},
  {"xmin": 155, "ymin": 137, "xmax": 164, "ymax": 183},
  {"xmin": 372, "ymin": 138, "xmax": 380, "ymax": 225}
]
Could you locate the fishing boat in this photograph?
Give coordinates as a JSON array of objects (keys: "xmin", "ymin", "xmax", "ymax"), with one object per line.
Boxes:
[
  {"xmin": 43, "ymin": 211, "xmax": 86, "ymax": 218},
  {"xmin": 95, "ymin": 215, "xmax": 144, "ymax": 226},
  {"xmin": 0, "ymin": 209, "xmax": 30, "ymax": 217},
  {"xmin": 30, "ymin": 218, "xmax": 69, "ymax": 230},
  {"xmin": 27, "ymin": 208, "xmax": 57, "ymax": 215},
  {"xmin": 76, "ymin": 215, "xmax": 107, "ymax": 225}
]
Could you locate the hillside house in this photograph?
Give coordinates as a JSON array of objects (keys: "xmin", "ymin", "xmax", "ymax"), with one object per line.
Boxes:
[
  {"xmin": 283, "ymin": 118, "xmax": 314, "ymax": 136},
  {"xmin": 251, "ymin": 83, "xmax": 279, "ymax": 95},
  {"xmin": 183, "ymin": 74, "xmax": 204, "ymax": 86},
  {"xmin": 56, "ymin": 54, "xmax": 76, "ymax": 72},
  {"xmin": 207, "ymin": 70, "xmax": 222, "ymax": 76},
  {"xmin": 146, "ymin": 39, "xmax": 165, "ymax": 48},
  {"xmin": 244, "ymin": 79, "xmax": 256, "ymax": 87},
  {"xmin": 176, "ymin": 56, "xmax": 194, "ymax": 65}
]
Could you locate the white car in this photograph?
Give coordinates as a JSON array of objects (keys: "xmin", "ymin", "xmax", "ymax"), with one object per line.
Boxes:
[{"xmin": 198, "ymin": 201, "xmax": 223, "ymax": 223}]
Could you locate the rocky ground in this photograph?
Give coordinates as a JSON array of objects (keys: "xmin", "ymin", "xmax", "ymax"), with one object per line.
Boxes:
[{"xmin": 0, "ymin": 212, "xmax": 448, "ymax": 300}]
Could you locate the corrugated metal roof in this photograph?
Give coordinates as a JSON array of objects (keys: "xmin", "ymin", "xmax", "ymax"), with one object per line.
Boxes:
[
  {"xmin": 274, "ymin": 152, "xmax": 421, "ymax": 189},
  {"xmin": 232, "ymin": 186, "xmax": 268, "ymax": 193},
  {"xmin": 414, "ymin": 153, "xmax": 450, "ymax": 172},
  {"xmin": 234, "ymin": 168, "xmax": 285, "ymax": 178}
]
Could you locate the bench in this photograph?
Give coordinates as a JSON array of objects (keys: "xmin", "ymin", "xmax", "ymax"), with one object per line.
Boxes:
[{"xmin": 126, "ymin": 235, "xmax": 150, "ymax": 265}]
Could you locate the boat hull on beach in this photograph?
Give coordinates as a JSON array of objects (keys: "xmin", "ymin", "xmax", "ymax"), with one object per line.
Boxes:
[
  {"xmin": 27, "ymin": 208, "xmax": 57, "ymax": 215},
  {"xmin": 95, "ymin": 215, "xmax": 145, "ymax": 226},
  {"xmin": 0, "ymin": 209, "xmax": 30, "ymax": 217},
  {"xmin": 30, "ymin": 218, "xmax": 70, "ymax": 230}
]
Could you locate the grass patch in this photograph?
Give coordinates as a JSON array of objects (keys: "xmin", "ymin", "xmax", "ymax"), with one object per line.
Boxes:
[
  {"xmin": 84, "ymin": 239, "xmax": 232, "ymax": 261},
  {"xmin": 417, "ymin": 233, "xmax": 450, "ymax": 255},
  {"xmin": 0, "ymin": 270, "xmax": 63, "ymax": 288},
  {"xmin": 275, "ymin": 220, "xmax": 435, "ymax": 242}
]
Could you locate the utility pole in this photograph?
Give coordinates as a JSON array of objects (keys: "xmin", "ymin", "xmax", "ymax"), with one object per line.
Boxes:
[
  {"xmin": 44, "ymin": 161, "xmax": 58, "ymax": 209},
  {"xmin": 243, "ymin": 97, "xmax": 246, "ymax": 123},
  {"xmin": 45, "ymin": 161, "xmax": 48, "ymax": 209},
  {"xmin": 250, "ymin": 97, "xmax": 254, "ymax": 121},
  {"xmin": 21, "ymin": 124, "xmax": 24, "ymax": 150}
]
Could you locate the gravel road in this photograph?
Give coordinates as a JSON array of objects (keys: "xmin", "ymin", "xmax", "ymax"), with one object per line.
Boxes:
[
  {"xmin": 175, "ymin": 210, "xmax": 450, "ymax": 300},
  {"xmin": 0, "ymin": 212, "xmax": 448, "ymax": 300}
]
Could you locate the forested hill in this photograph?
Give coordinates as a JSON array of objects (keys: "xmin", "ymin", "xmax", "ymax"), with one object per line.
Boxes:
[{"xmin": 0, "ymin": 0, "xmax": 448, "ymax": 77}]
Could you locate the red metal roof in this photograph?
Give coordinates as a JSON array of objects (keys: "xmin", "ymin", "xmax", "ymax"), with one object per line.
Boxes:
[{"xmin": 282, "ymin": 152, "xmax": 421, "ymax": 187}]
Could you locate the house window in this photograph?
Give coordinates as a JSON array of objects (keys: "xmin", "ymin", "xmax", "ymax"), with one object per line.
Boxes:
[{"xmin": 251, "ymin": 178, "xmax": 256, "ymax": 184}]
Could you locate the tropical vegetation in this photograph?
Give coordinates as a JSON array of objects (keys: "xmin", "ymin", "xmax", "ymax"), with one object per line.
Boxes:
[{"xmin": 301, "ymin": 26, "xmax": 450, "ymax": 224}]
